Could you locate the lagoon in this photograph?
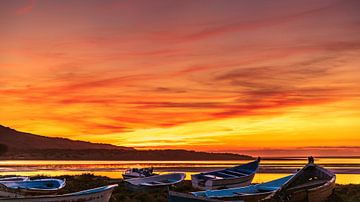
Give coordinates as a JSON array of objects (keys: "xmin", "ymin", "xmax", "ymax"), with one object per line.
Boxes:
[{"xmin": 0, "ymin": 157, "xmax": 359, "ymax": 184}]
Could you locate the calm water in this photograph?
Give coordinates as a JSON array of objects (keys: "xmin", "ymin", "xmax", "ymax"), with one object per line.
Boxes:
[{"xmin": 0, "ymin": 157, "xmax": 359, "ymax": 184}]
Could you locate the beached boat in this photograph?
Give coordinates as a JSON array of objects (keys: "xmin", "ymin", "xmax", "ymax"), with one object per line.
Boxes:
[
  {"xmin": 168, "ymin": 175, "xmax": 293, "ymax": 202},
  {"xmin": 0, "ymin": 178, "xmax": 66, "ymax": 195},
  {"xmin": 191, "ymin": 157, "xmax": 260, "ymax": 190},
  {"xmin": 0, "ymin": 184, "xmax": 118, "ymax": 202},
  {"xmin": 0, "ymin": 177, "xmax": 29, "ymax": 182},
  {"xmin": 195, "ymin": 175, "xmax": 293, "ymax": 200},
  {"xmin": 125, "ymin": 173, "xmax": 185, "ymax": 189},
  {"xmin": 168, "ymin": 192, "xmax": 226, "ymax": 202},
  {"xmin": 122, "ymin": 167, "xmax": 157, "ymax": 179},
  {"xmin": 262, "ymin": 157, "xmax": 336, "ymax": 202}
]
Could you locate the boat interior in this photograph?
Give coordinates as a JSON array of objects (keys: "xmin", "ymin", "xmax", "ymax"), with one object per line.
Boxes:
[
  {"xmin": 3, "ymin": 179, "xmax": 65, "ymax": 190},
  {"xmin": 198, "ymin": 160, "xmax": 258, "ymax": 180},
  {"xmin": 284, "ymin": 165, "xmax": 334, "ymax": 193},
  {"xmin": 192, "ymin": 175, "xmax": 293, "ymax": 198},
  {"xmin": 141, "ymin": 178, "xmax": 178, "ymax": 185}
]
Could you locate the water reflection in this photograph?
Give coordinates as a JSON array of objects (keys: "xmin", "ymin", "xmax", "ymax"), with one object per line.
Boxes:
[{"xmin": 0, "ymin": 157, "xmax": 359, "ymax": 185}]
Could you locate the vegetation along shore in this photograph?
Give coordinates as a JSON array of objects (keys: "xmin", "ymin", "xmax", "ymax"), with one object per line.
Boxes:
[{"xmin": 11, "ymin": 174, "xmax": 358, "ymax": 202}]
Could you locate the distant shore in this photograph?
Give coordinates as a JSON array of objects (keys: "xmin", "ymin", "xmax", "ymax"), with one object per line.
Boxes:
[{"xmin": 0, "ymin": 149, "xmax": 253, "ymax": 161}]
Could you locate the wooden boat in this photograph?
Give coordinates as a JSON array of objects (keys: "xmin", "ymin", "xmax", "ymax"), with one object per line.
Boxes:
[
  {"xmin": 0, "ymin": 184, "xmax": 118, "ymax": 202},
  {"xmin": 0, "ymin": 178, "xmax": 66, "ymax": 195},
  {"xmin": 122, "ymin": 167, "xmax": 157, "ymax": 179},
  {"xmin": 0, "ymin": 177, "xmax": 29, "ymax": 182},
  {"xmin": 194, "ymin": 175, "xmax": 293, "ymax": 200},
  {"xmin": 168, "ymin": 192, "xmax": 225, "ymax": 202},
  {"xmin": 191, "ymin": 157, "xmax": 260, "ymax": 190},
  {"xmin": 125, "ymin": 173, "xmax": 185, "ymax": 189},
  {"xmin": 262, "ymin": 156, "xmax": 336, "ymax": 202},
  {"xmin": 168, "ymin": 175, "xmax": 293, "ymax": 202}
]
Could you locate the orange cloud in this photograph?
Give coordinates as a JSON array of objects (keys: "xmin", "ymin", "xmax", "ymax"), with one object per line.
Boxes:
[{"xmin": 1, "ymin": 0, "xmax": 359, "ymax": 156}]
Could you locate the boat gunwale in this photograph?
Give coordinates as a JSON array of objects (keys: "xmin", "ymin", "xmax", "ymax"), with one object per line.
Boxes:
[
  {"xmin": 263, "ymin": 158, "xmax": 336, "ymax": 201},
  {"xmin": 191, "ymin": 175, "xmax": 294, "ymax": 199},
  {"xmin": 308, "ymin": 175, "xmax": 336, "ymax": 192},
  {"xmin": 191, "ymin": 158, "xmax": 260, "ymax": 182},
  {"xmin": 125, "ymin": 172, "xmax": 185, "ymax": 187}
]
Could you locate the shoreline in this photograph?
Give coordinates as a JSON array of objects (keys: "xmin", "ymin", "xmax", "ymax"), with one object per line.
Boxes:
[{"xmin": 1, "ymin": 159, "xmax": 359, "ymax": 175}]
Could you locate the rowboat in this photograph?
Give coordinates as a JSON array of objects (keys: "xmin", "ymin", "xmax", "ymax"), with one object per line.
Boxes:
[
  {"xmin": 191, "ymin": 157, "xmax": 260, "ymax": 190},
  {"xmin": 0, "ymin": 184, "xmax": 118, "ymax": 202},
  {"xmin": 263, "ymin": 156, "xmax": 336, "ymax": 202},
  {"xmin": 194, "ymin": 175, "xmax": 293, "ymax": 200},
  {"xmin": 125, "ymin": 173, "xmax": 185, "ymax": 189},
  {"xmin": 122, "ymin": 167, "xmax": 157, "ymax": 179},
  {"xmin": 0, "ymin": 177, "xmax": 29, "ymax": 182},
  {"xmin": 0, "ymin": 179, "xmax": 66, "ymax": 195},
  {"xmin": 168, "ymin": 192, "xmax": 225, "ymax": 202},
  {"xmin": 168, "ymin": 175, "xmax": 293, "ymax": 202}
]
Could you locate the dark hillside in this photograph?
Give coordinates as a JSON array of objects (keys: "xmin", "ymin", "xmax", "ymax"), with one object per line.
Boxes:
[{"xmin": 0, "ymin": 125, "xmax": 133, "ymax": 151}]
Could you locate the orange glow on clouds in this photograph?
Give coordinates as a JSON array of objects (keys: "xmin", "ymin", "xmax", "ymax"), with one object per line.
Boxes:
[{"xmin": 0, "ymin": 0, "xmax": 359, "ymax": 156}]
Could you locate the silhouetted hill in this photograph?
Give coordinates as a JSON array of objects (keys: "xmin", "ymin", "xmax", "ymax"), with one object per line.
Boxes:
[
  {"xmin": 0, "ymin": 125, "xmax": 253, "ymax": 160},
  {"xmin": 0, "ymin": 125, "xmax": 133, "ymax": 151}
]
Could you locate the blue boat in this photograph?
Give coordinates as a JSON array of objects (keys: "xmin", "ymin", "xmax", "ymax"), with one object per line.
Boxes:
[
  {"xmin": 0, "ymin": 178, "xmax": 66, "ymax": 195},
  {"xmin": 169, "ymin": 175, "xmax": 292, "ymax": 202},
  {"xmin": 191, "ymin": 157, "xmax": 260, "ymax": 190}
]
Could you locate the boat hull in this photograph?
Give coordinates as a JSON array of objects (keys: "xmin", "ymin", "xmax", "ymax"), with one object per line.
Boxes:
[
  {"xmin": 169, "ymin": 190, "xmax": 275, "ymax": 202},
  {"xmin": 125, "ymin": 173, "xmax": 185, "ymax": 189},
  {"xmin": 122, "ymin": 173, "xmax": 157, "ymax": 180},
  {"xmin": 187, "ymin": 175, "xmax": 294, "ymax": 202},
  {"xmin": 0, "ymin": 184, "xmax": 117, "ymax": 202},
  {"xmin": 307, "ymin": 177, "xmax": 336, "ymax": 202},
  {"xmin": 168, "ymin": 191, "xmax": 227, "ymax": 202},
  {"xmin": 262, "ymin": 158, "xmax": 336, "ymax": 202},
  {"xmin": 272, "ymin": 176, "xmax": 336, "ymax": 202},
  {"xmin": 192, "ymin": 173, "xmax": 255, "ymax": 190},
  {"xmin": 191, "ymin": 158, "xmax": 260, "ymax": 190},
  {"xmin": 0, "ymin": 179, "xmax": 66, "ymax": 196}
]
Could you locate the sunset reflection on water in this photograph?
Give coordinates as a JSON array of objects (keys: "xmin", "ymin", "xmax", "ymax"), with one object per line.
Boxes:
[{"xmin": 0, "ymin": 158, "xmax": 359, "ymax": 185}]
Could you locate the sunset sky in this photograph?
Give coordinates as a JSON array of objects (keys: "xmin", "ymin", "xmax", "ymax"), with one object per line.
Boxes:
[{"xmin": 1, "ymin": 0, "xmax": 359, "ymax": 156}]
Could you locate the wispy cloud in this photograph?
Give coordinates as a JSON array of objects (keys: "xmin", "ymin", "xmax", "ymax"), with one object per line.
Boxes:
[
  {"xmin": 16, "ymin": 0, "xmax": 36, "ymax": 15},
  {"xmin": 1, "ymin": 0, "xmax": 359, "ymax": 155},
  {"xmin": 148, "ymin": 1, "xmax": 344, "ymax": 43}
]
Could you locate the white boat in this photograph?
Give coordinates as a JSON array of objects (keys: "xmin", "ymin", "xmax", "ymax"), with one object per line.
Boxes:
[
  {"xmin": 122, "ymin": 167, "xmax": 157, "ymax": 179},
  {"xmin": 0, "ymin": 184, "xmax": 118, "ymax": 202},
  {"xmin": 168, "ymin": 175, "xmax": 293, "ymax": 202},
  {"xmin": 263, "ymin": 157, "xmax": 336, "ymax": 202},
  {"xmin": 191, "ymin": 157, "xmax": 260, "ymax": 190},
  {"xmin": 0, "ymin": 177, "xmax": 29, "ymax": 182},
  {"xmin": 125, "ymin": 173, "xmax": 185, "ymax": 188},
  {"xmin": 0, "ymin": 179, "xmax": 66, "ymax": 195}
]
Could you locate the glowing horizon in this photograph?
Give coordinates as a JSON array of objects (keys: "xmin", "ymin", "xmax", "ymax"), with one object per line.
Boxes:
[{"xmin": 1, "ymin": 0, "xmax": 359, "ymax": 156}]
